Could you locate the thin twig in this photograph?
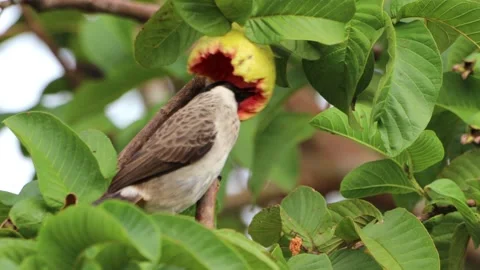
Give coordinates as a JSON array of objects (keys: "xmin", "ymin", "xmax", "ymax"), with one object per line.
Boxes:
[
  {"xmin": 22, "ymin": 0, "xmax": 158, "ymax": 22},
  {"xmin": 21, "ymin": 5, "xmax": 81, "ymax": 87},
  {"xmin": 196, "ymin": 179, "xmax": 220, "ymax": 229}
]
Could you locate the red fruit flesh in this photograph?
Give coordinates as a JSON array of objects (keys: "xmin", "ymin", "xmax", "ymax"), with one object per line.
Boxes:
[{"xmin": 189, "ymin": 51, "xmax": 266, "ymax": 116}]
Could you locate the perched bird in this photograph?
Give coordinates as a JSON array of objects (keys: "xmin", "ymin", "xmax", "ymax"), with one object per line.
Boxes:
[{"xmin": 94, "ymin": 81, "xmax": 254, "ymax": 213}]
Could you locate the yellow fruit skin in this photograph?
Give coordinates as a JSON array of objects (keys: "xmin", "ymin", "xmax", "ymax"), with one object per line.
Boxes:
[{"xmin": 188, "ymin": 24, "xmax": 276, "ymax": 120}]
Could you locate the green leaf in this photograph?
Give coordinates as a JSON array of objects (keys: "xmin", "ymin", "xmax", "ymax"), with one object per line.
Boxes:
[
  {"xmin": 85, "ymin": 243, "xmax": 141, "ymax": 270},
  {"xmin": 439, "ymin": 149, "xmax": 480, "ymax": 188},
  {"xmin": 62, "ymin": 66, "xmax": 165, "ymax": 123},
  {"xmin": 328, "ymin": 199, "xmax": 382, "ymax": 224},
  {"xmin": 0, "ymin": 258, "xmax": 18, "ymax": 270},
  {"xmin": 330, "ymin": 249, "xmax": 381, "ymax": 270},
  {"xmin": 152, "ymin": 214, "xmax": 248, "ymax": 269},
  {"xmin": 9, "ymin": 198, "xmax": 52, "ymax": 238},
  {"xmin": 310, "ymin": 104, "xmax": 386, "ymax": 154},
  {"xmin": 303, "ymin": 0, "xmax": 384, "ymax": 115},
  {"xmin": 446, "ymin": 36, "xmax": 477, "ymax": 69},
  {"xmin": 425, "ymin": 179, "xmax": 480, "ymax": 247},
  {"xmin": 248, "ymin": 205, "xmax": 282, "ymax": 247},
  {"xmin": 272, "ymin": 47, "xmax": 290, "ymax": 88},
  {"xmin": 19, "ymin": 256, "xmax": 48, "ymax": 270},
  {"xmin": 172, "ymin": 0, "xmax": 230, "ymax": 36},
  {"xmin": 279, "ymin": 40, "xmax": 321, "ymax": 60},
  {"xmin": 287, "ymin": 254, "xmax": 332, "ymax": 270},
  {"xmin": 216, "ymin": 229, "xmax": 280, "ymax": 270},
  {"xmin": 341, "ymin": 159, "xmax": 418, "ymax": 198},
  {"xmin": 4, "ymin": 112, "xmax": 107, "ymax": 208},
  {"xmin": 271, "ymin": 244, "xmax": 288, "ymax": 269},
  {"xmin": 393, "ymin": 0, "xmax": 480, "ymax": 52},
  {"xmin": 134, "ymin": 1, "xmax": 201, "ymax": 67},
  {"xmin": 79, "ymin": 130, "xmax": 117, "ymax": 180},
  {"xmin": 244, "ymin": 0, "xmax": 355, "ymax": 45},
  {"xmin": 334, "ymin": 217, "xmax": 360, "ymax": 242},
  {"xmin": 214, "ymin": 0, "xmax": 252, "ymax": 25},
  {"xmin": 99, "ymin": 201, "xmax": 162, "ymax": 263},
  {"xmin": 394, "ymin": 130, "xmax": 445, "ymax": 172},
  {"xmin": 15, "ymin": 181, "xmax": 42, "ymax": 203},
  {"xmin": 0, "ymin": 191, "xmax": 17, "ymax": 221},
  {"xmin": 311, "ymin": 105, "xmax": 443, "ymax": 173},
  {"xmin": 79, "ymin": 15, "xmax": 136, "ymax": 71},
  {"xmin": 426, "ymin": 213, "xmax": 469, "ymax": 270},
  {"xmin": 250, "ymin": 112, "xmax": 315, "ymax": 195},
  {"xmin": 280, "ymin": 186, "xmax": 333, "ymax": 249},
  {"xmin": 37, "ymin": 205, "xmax": 145, "ymax": 269},
  {"xmin": 437, "ymin": 72, "xmax": 480, "ymax": 127},
  {"xmin": 360, "ymin": 208, "xmax": 440, "ymax": 270},
  {"xmin": 0, "ymin": 239, "xmax": 36, "ymax": 264},
  {"xmin": 371, "ymin": 20, "xmax": 443, "ymax": 155}
]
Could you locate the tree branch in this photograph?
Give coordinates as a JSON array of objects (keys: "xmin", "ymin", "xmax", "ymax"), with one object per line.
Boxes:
[
  {"xmin": 21, "ymin": 5, "xmax": 81, "ymax": 87},
  {"xmin": 22, "ymin": 0, "xmax": 158, "ymax": 22},
  {"xmin": 196, "ymin": 179, "xmax": 220, "ymax": 229}
]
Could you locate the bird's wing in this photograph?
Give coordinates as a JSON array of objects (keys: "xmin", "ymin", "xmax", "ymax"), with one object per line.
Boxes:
[{"xmin": 107, "ymin": 106, "xmax": 217, "ymax": 193}]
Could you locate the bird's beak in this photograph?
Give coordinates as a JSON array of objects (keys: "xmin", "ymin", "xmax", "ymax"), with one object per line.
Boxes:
[{"xmin": 233, "ymin": 87, "xmax": 257, "ymax": 103}]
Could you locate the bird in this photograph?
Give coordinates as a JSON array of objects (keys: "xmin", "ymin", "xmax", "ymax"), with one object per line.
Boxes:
[{"xmin": 93, "ymin": 81, "xmax": 255, "ymax": 213}]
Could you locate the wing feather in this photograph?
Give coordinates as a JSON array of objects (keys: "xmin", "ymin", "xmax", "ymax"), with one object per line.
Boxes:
[{"xmin": 108, "ymin": 105, "xmax": 217, "ymax": 193}]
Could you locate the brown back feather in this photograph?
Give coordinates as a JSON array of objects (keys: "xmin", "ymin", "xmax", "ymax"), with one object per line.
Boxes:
[{"xmin": 108, "ymin": 97, "xmax": 217, "ymax": 193}]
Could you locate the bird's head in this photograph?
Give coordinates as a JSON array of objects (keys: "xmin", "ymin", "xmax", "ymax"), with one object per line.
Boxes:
[{"xmin": 188, "ymin": 24, "xmax": 276, "ymax": 121}]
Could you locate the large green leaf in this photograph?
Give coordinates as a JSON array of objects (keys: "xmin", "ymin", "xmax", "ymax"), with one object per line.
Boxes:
[
  {"xmin": 99, "ymin": 201, "xmax": 162, "ymax": 263},
  {"xmin": 244, "ymin": 0, "xmax": 355, "ymax": 45},
  {"xmin": 394, "ymin": 130, "xmax": 444, "ymax": 172},
  {"xmin": 82, "ymin": 243, "xmax": 140, "ymax": 270},
  {"xmin": 248, "ymin": 205, "xmax": 282, "ymax": 247},
  {"xmin": 37, "ymin": 205, "xmax": 147, "ymax": 269},
  {"xmin": 303, "ymin": 0, "xmax": 384, "ymax": 115},
  {"xmin": 287, "ymin": 254, "xmax": 332, "ymax": 270},
  {"xmin": 341, "ymin": 159, "xmax": 418, "ymax": 198},
  {"xmin": 330, "ymin": 249, "xmax": 381, "ymax": 270},
  {"xmin": 280, "ymin": 186, "xmax": 333, "ymax": 249},
  {"xmin": 4, "ymin": 112, "xmax": 107, "ymax": 208},
  {"xmin": 437, "ymin": 72, "xmax": 480, "ymax": 127},
  {"xmin": 0, "ymin": 239, "xmax": 36, "ymax": 264},
  {"xmin": 279, "ymin": 40, "xmax": 321, "ymax": 60},
  {"xmin": 446, "ymin": 36, "xmax": 477, "ymax": 69},
  {"xmin": 214, "ymin": 0, "xmax": 252, "ymax": 25},
  {"xmin": 392, "ymin": 0, "xmax": 480, "ymax": 52},
  {"xmin": 439, "ymin": 150, "xmax": 480, "ymax": 188},
  {"xmin": 172, "ymin": 0, "xmax": 230, "ymax": 36},
  {"xmin": 360, "ymin": 208, "xmax": 440, "ymax": 270},
  {"xmin": 0, "ymin": 191, "xmax": 16, "ymax": 221},
  {"xmin": 135, "ymin": 1, "xmax": 201, "ymax": 67},
  {"xmin": 310, "ymin": 104, "xmax": 386, "ymax": 154},
  {"xmin": 9, "ymin": 198, "xmax": 52, "ymax": 238},
  {"xmin": 425, "ymin": 213, "xmax": 469, "ymax": 270},
  {"xmin": 79, "ymin": 130, "xmax": 117, "ymax": 180},
  {"xmin": 425, "ymin": 179, "xmax": 480, "ymax": 247},
  {"xmin": 215, "ymin": 229, "xmax": 280, "ymax": 270},
  {"xmin": 371, "ymin": 19, "xmax": 442, "ymax": 155},
  {"xmin": 311, "ymin": 105, "xmax": 443, "ymax": 172},
  {"xmin": 249, "ymin": 112, "xmax": 315, "ymax": 195},
  {"xmin": 79, "ymin": 15, "xmax": 136, "ymax": 71},
  {"xmin": 152, "ymin": 214, "xmax": 248, "ymax": 269},
  {"xmin": 328, "ymin": 199, "xmax": 382, "ymax": 224},
  {"xmin": 62, "ymin": 66, "xmax": 165, "ymax": 123}
]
